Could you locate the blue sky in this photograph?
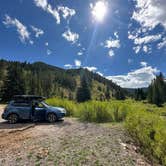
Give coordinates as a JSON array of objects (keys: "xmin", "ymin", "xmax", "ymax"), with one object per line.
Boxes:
[{"xmin": 0, "ymin": 0, "xmax": 166, "ymax": 88}]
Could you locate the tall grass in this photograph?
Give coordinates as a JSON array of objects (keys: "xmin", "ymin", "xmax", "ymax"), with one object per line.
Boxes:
[
  {"xmin": 46, "ymin": 97, "xmax": 166, "ymax": 165},
  {"xmin": 46, "ymin": 98, "xmax": 132, "ymax": 122},
  {"xmin": 46, "ymin": 98, "xmax": 77, "ymax": 116},
  {"xmin": 125, "ymin": 110, "xmax": 166, "ymax": 165}
]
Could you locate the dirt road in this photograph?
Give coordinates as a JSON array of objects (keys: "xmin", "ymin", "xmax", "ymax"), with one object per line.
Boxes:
[{"xmin": 0, "ymin": 105, "xmax": 152, "ymax": 166}]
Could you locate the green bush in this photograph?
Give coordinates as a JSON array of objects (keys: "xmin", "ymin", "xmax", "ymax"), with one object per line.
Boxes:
[
  {"xmin": 46, "ymin": 98, "xmax": 77, "ymax": 116},
  {"xmin": 78, "ymin": 101, "xmax": 114, "ymax": 123},
  {"xmin": 125, "ymin": 110, "xmax": 166, "ymax": 165}
]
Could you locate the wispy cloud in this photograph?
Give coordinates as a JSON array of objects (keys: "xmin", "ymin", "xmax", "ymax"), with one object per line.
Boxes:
[
  {"xmin": 158, "ymin": 37, "xmax": 166, "ymax": 49},
  {"xmin": 34, "ymin": 0, "xmax": 60, "ymax": 24},
  {"xmin": 64, "ymin": 64, "xmax": 73, "ymax": 69},
  {"xmin": 58, "ymin": 6, "xmax": 76, "ymax": 20},
  {"xmin": 84, "ymin": 66, "xmax": 97, "ymax": 72},
  {"xmin": 3, "ymin": 15, "xmax": 32, "ymax": 43},
  {"xmin": 34, "ymin": 0, "xmax": 76, "ymax": 24},
  {"xmin": 31, "ymin": 25, "xmax": 44, "ymax": 38},
  {"xmin": 62, "ymin": 28, "xmax": 79, "ymax": 44},
  {"xmin": 128, "ymin": 32, "xmax": 161, "ymax": 54},
  {"xmin": 132, "ymin": 0, "xmax": 166, "ymax": 31},
  {"xmin": 129, "ymin": 0, "xmax": 166, "ymax": 53}
]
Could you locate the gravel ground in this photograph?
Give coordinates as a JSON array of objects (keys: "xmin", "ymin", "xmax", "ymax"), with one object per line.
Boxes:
[{"xmin": 0, "ymin": 105, "xmax": 154, "ymax": 166}]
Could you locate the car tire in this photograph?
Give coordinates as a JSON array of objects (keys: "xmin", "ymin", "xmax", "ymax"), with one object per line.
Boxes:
[
  {"xmin": 47, "ymin": 113, "xmax": 57, "ymax": 123},
  {"xmin": 7, "ymin": 113, "xmax": 19, "ymax": 124}
]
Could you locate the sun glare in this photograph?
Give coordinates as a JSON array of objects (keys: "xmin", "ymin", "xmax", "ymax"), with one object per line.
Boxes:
[{"xmin": 91, "ymin": 1, "xmax": 108, "ymax": 22}]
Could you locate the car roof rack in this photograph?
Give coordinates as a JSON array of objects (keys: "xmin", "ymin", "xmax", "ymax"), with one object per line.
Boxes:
[{"xmin": 13, "ymin": 95, "xmax": 45, "ymax": 101}]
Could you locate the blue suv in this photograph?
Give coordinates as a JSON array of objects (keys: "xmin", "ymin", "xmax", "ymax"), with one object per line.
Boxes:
[{"xmin": 2, "ymin": 95, "xmax": 66, "ymax": 124}]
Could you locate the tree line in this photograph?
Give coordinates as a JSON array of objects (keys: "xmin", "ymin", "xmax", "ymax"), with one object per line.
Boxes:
[
  {"xmin": 133, "ymin": 72, "xmax": 166, "ymax": 106},
  {"xmin": 0, "ymin": 60, "xmax": 125, "ymax": 102}
]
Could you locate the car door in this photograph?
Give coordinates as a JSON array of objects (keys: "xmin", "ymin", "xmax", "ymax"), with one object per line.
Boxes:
[
  {"xmin": 34, "ymin": 102, "xmax": 46, "ymax": 121},
  {"xmin": 12, "ymin": 102, "xmax": 31, "ymax": 120}
]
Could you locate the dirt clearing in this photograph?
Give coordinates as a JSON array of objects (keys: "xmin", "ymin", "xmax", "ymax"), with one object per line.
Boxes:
[{"xmin": 0, "ymin": 105, "xmax": 152, "ymax": 166}]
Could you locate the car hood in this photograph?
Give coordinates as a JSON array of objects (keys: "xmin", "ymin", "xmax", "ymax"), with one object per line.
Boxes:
[{"xmin": 49, "ymin": 106, "xmax": 66, "ymax": 112}]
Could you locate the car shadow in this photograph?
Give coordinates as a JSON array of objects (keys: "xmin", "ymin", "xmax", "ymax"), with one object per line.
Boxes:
[
  {"xmin": 0, "ymin": 120, "xmax": 34, "ymax": 130},
  {"xmin": 0, "ymin": 119, "xmax": 68, "ymax": 130}
]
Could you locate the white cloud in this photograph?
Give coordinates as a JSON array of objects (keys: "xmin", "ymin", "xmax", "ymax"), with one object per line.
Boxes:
[
  {"xmin": 107, "ymin": 65, "xmax": 158, "ymax": 88},
  {"xmin": 34, "ymin": 0, "xmax": 60, "ymax": 24},
  {"xmin": 3, "ymin": 15, "xmax": 31, "ymax": 43},
  {"xmin": 114, "ymin": 31, "xmax": 119, "ymax": 38},
  {"xmin": 103, "ymin": 33, "xmax": 120, "ymax": 57},
  {"xmin": 130, "ymin": 34, "xmax": 160, "ymax": 53},
  {"xmin": 134, "ymin": 34, "xmax": 162, "ymax": 45},
  {"xmin": 34, "ymin": 0, "xmax": 76, "ymax": 24},
  {"xmin": 47, "ymin": 49, "xmax": 52, "ymax": 55},
  {"xmin": 64, "ymin": 64, "xmax": 73, "ymax": 69},
  {"xmin": 84, "ymin": 66, "xmax": 97, "ymax": 72},
  {"xmin": 108, "ymin": 50, "xmax": 115, "ymax": 57},
  {"xmin": 158, "ymin": 37, "xmax": 166, "ymax": 49},
  {"xmin": 96, "ymin": 71, "xmax": 103, "ymax": 76},
  {"xmin": 104, "ymin": 39, "xmax": 120, "ymax": 49},
  {"xmin": 130, "ymin": 0, "xmax": 166, "ymax": 53},
  {"xmin": 31, "ymin": 26, "xmax": 44, "ymax": 38},
  {"xmin": 58, "ymin": 6, "xmax": 76, "ymax": 19},
  {"xmin": 132, "ymin": 0, "xmax": 166, "ymax": 31},
  {"xmin": 77, "ymin": 51, "xmax": 83, "ymax": 56},
  {"xmin": 133, "ymin": 46, "xmax": 141, "ymax": 54},
  {"xmin": 62, "ymin": 29, "xmax": 79, "ymax": 44},
  {"xmin": 140, "ymin": 61, "xmax": 147, "ymax": 67},
  {"xmin": 74, "ymin": 59, "xmax": 81, "ymax": 67}
]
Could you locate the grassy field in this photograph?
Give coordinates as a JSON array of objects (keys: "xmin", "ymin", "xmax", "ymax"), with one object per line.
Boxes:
[{"xmin": 46, "ymin": 98, "xmax": 166, "ymax": 165}]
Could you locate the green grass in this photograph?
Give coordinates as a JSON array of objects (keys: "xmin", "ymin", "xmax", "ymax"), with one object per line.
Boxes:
[{"xmin": 46, "ymin": 97, "xmax": 166, "ymax": 165}]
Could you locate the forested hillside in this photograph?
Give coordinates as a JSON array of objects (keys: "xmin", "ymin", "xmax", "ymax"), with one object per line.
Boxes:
[{"xmin": 0, "ymin": 59, "xmax": 125, "ymax": 101}]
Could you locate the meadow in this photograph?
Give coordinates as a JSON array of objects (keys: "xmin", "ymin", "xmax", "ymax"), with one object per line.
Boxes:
[{"xmin": 46, "ymin": 98, "xmax": 166, "ymax": 165}]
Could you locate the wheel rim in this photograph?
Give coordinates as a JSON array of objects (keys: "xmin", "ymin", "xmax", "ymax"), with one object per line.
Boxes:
[
  {"xmin": 8, "ymin": 114, "xmax": 18, "ymax": 123},
  {"xmin": 48, "ymin": 114, "xmax": 56, "ymax": 122}
]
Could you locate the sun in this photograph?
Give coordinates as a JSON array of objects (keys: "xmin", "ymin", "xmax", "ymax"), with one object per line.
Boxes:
[{"xmin": 91, "ymin": 1, "xmax": 108, "ymax": 22}]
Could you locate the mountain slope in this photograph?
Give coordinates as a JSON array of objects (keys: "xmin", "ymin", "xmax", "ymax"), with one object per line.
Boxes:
[{"xmin": 0, "ymin": 59, "xmax": 125, "ymax": 101}]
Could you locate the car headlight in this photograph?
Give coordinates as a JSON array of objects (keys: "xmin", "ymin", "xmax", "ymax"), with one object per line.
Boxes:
[{"xmin": 60, "ymin": 109, "xmax": 66, "ymax": 114}]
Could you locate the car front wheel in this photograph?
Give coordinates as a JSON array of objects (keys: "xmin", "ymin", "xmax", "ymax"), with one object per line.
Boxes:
[
  {"xmin": 47, "ymin": 113, "xmax": 57, "ymax": 123},
  {"xmin": 8, "ymin": 113, "xmax": 19, "ymax": 124}
]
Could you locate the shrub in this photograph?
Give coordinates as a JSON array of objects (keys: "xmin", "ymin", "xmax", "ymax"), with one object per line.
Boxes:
[
  {"xmin": 46, "ymin": 98, "xmax": 77, "ymax": 116},
  {"xmin": 125, "ymin": 110, "xmax": 166, "ymax": 165},
  {"xmin": 78, "ymin": 101, "xmax": 114, "ymax": 123}
]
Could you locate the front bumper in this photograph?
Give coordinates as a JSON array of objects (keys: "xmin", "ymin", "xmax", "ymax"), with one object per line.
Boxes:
[
  {"xmin": 61, "ymin": 112, "xmax": 66, "ymax": 117},
  {"xmin": 57, "ymin": 112, "xmax": 66, "ymax": 119}
]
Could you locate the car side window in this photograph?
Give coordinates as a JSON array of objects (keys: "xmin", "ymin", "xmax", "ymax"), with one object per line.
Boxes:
[
  {"xmin": 37, "ymin": 102, "xmax": 45, "ymax": 108},
  {"xmin": 12, "ymin": 101, "xmax": 31, "ymax": 107}
]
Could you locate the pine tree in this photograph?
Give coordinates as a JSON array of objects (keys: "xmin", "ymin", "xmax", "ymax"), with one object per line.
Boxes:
[
  {"xmin": 76, "ymin": 75, "xmax": 91, "ymax": 102},
  {"xmin": 148, "ymin": 72, "xmax": 166, "ymax": 106},
  {"xmin": 1, "ymin": 64, "xmax": 25, "ymax": 101},
  {"xmin": 105, "ymin": 86, "xmax": 110, "ymax": 100},
  {"xmin": 135, "ymin": 88, "xmax": 146, "ymax": 101}
]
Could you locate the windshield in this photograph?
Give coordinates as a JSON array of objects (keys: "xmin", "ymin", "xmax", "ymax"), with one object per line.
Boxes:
[{"xmin": 41, "ymin": 101, "xmax": 49, "ymax": 108}]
